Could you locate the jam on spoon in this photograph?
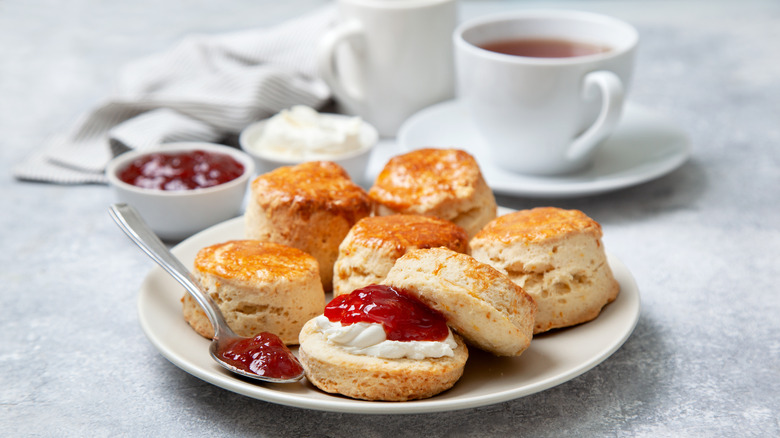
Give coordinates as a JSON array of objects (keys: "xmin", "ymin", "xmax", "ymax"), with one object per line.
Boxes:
[
  {"xmin": 109, "ymin": 203, "xmax": 304, "ymax": 383},
  {"xmin": 217, "ymin": 332, "xmax": 304, "ymax": 381}
]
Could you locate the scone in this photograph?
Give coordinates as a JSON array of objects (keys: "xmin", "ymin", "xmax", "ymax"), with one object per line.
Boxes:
[
  {"xmin": 181, "ymin": 240, "xmax": 325, "ymax": 345},
  {"xmin": 368, "ymin": 148, "xmax": 497, "ymax": 237},
  {"xmin": 298, "ymin": 319, "xmax": 468, "ymax": 401},
  {"xmin": 332, "ymin": 215, "xmax": 469, "ymax": 297},
  {"xmin": 298, "ymin": 284, "xmax": 468, "ymax": 401},
  {"xmin": 469, "ymin": 207, "xmax": 620, "ymax": 334},
  {"xmin": 383, "ymin": 247, "xmax": 536, "ymax": 356},
  {"xmin": 244, "ymin": 161, "xmax": 372, "ymax": 292}
]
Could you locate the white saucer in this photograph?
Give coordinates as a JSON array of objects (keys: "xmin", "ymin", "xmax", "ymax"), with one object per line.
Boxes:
[{"xmin": 397, "ymin": 100, "xmax": 691, "ymax": 198}]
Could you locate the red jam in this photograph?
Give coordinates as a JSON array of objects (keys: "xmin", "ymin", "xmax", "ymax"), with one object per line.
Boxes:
[
  {"xmin": 217, "ymin": 332, "xmax": 303, "ymax": 380},
  {"xmin": 118, "ymin": 149, "xmax": 244, "ymax": 190},
  {"xmin": 324, "ymin": 284, "xmax": 449, "ymax": 342}
]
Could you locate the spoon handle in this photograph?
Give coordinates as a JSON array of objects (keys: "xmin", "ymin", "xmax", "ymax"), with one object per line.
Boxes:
[{"xmin": 108, "ymin": 203, "xmax": 231, "ymax": 338}]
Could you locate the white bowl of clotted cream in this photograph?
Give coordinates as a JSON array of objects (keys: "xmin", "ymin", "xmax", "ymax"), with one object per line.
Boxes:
[{"xmin": 239, "ymin": 106, "xmax": 378, "ymax": 184}]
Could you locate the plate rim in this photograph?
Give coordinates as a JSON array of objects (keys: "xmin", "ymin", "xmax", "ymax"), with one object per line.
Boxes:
[
  {"xmin": 136, "ymin": 214, "xmax": 640, "ymax": 414},
  {"xmin": 397, "ymin": 99, "xmax": 691, "ymax": 198}
]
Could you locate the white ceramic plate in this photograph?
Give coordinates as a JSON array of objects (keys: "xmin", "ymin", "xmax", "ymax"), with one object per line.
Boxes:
[
  {"xmin": 397, "ymin": 100, "xmax": 691, "ymax": 198},
  {"xmin": 137, "ymin": 213, "xmax": 640, "ymax": 414}
]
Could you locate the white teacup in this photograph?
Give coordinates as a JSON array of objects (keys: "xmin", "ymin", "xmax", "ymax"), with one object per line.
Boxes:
[
  {"xmin": 454, "ymin": 10, "xmax": 639, "ymax": 175},
  {"xmin": 318, "ymin": 0, "xmax": 457, "ymax": 137}
]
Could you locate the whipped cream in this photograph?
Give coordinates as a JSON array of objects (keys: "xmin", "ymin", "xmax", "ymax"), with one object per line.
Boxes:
[
  {"xmin": 314, "ymin": 315, "xmax": 458, "ymax": 360},
  {"xmin": 251, "ymin": 105, "xmax": 364, "ymax": 159}
]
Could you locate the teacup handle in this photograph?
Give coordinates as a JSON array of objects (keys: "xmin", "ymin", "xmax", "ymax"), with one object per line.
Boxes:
[
  {"xmin": 566, "ymin": 70, "xmax": 625, "ymax": 161},
  {"xmin": 318, "ymin": 20, "xmax": 365, "ymax": 106}
]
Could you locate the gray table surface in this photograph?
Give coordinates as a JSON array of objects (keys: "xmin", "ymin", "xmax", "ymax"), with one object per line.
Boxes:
[{"xmin": 2, "ymin": 0, "xmax": 779, "ymax": 436}]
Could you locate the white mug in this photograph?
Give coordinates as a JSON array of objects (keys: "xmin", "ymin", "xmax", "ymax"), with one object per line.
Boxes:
[
  {"xmin": 454, "ymin": 10, "xmax": 639, "ymax": 175},
  {"xmin": 318, "ymin": 0, "xmax": 457, "ymax": 137}
]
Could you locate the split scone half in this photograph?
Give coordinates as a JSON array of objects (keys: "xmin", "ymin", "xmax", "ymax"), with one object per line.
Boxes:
[
  {"xmin": 383, "ymin": 247, "xmax": 537, "ymax": 357},
  {"xmin": 298, "ymin": 317, "xmax": 468, "ymax": 402},
  {"xmin": 469, "ymin": 207, "xmax": 620, "ymax": 334}
]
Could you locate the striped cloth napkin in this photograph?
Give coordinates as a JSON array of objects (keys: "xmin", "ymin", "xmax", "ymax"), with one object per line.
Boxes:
[{"xmin": 13, "ymin": 7, "xmax": 334, "ymax": 184}]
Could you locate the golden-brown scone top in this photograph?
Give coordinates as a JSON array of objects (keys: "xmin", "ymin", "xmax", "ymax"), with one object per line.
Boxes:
[
  {"xmin": 194, "ymin": 239, "xmax": 318, "ymax": 284},
  {"xmin": 368, "ymin": 148, "xmax": 497, "ymax": 237},
  {"xmin": 370, "ymin": 148, "xmax": 481, "ymax": 211},
  {"xmin": 342, "ymin": 215, "xmax": 469, "ymax": 255},
  {"xmin": 332, "ymin": 215, "xmax": 470, "ymax": 296},
  {"xmin": 474, "ymin": 206, "xmax": 603, "ymax": 244},
  {"xmin": 250, "ymin": 161, "xmax": 372, "ymax": 225}
]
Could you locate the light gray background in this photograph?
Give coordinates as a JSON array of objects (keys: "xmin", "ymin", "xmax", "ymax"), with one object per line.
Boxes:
[{"xmin": 2, "ymin": 0, "xmax": 778, "ymax": 436}]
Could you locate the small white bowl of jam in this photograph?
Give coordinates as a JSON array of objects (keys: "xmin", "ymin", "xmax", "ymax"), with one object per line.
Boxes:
[
  {"xmin": 239, "ymin": 106, "xmax": 378, "ymax": 183},
  {"xmin": 106, "ymin": 142, "xmax": 255, "ymax": 241}
]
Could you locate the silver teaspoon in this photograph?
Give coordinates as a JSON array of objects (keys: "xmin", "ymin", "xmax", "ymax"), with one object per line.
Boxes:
[{"xmin": 109, "ymin": 203, "xmax": 305, "ymax": 383}]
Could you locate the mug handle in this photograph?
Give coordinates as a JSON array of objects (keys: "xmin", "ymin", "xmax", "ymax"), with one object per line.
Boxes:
[
  {"xmin": 566, "ymin": 70, "xmax": 625, "ymax": 161},
  {"xmin": 317, "ymin": 20, "xmax": 365, "ymax": 107}
]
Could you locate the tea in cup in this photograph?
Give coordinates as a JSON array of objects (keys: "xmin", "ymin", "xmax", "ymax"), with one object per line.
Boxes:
[{"xmin": 454, "ymin": 10, "xmax": 639, "ymax": 175}]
